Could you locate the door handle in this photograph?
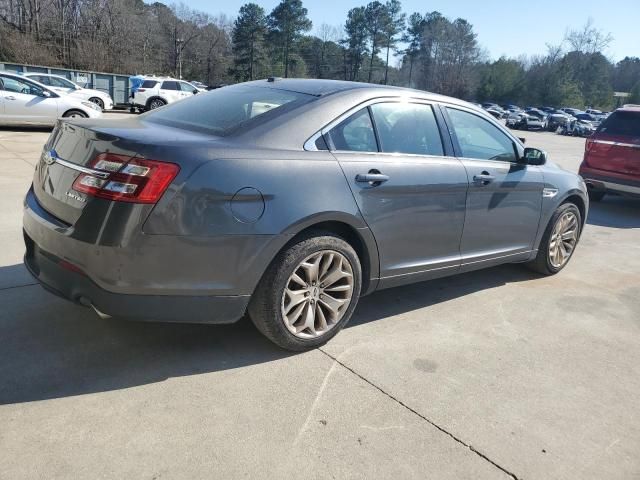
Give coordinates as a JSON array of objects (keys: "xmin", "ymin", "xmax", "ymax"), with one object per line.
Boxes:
[
  {"xmin": 6, "ymin": 96, "xmax": 16, "ymax": 100},
  {"xmin": 473, "ymin": 172, "xmax": 495, "ymax": 185},
  {"xmin": 356, "ymin": 172, "xmax": 389, "ymax": 185}
]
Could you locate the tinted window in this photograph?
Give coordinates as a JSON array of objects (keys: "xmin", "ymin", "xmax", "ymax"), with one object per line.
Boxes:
[
  {"xmin": 370, "ymin": 103, "xmax": 444, "ymax": 156},
  {"xmin": 161, "ymin": 81, "xmax": 179, "ymax": 90},
  {"xmin": 599, "ymin": 111, "xmax": 640, "ymax": 137},
  {"xmin": 144, "ymin": 85, "xmax": 313, "ymax": 136},
  {"xmin": 0, "ymin": 76, "xmax": 44, "ymax": 96},
  {"xmin": 141, "ymin": 80, "xmax": 158, "ymax": 88},
  {"xmin": 327, "ymin": 108, "xmax": 377, "ymax": 152},
  {"xmin": 447, "ymin": 108, "xmax": 517, "ymax": 162}
]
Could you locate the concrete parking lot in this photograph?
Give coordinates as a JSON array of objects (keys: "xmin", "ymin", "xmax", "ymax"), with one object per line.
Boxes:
[{"xmin": 1, "ymin": 119, "xmax": 639, "ymax": 479}]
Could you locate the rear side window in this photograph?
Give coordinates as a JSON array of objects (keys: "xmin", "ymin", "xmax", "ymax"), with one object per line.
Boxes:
[
  {"xmin": 141, "ymin": 80, "xmax": 158, "ymax": 88},
  {"xmin": 599, "ymin": 111, "xmax": 640, "ymax": 137},
  {"xmin": 161, "ymin": 81, "xmax": 179, "ymax": 90},
  {"xmin": 327, "ymin": 108, "xmax": 377, "ymax": 152},
  {"xmin": 144, "ymin": 85, "xmax": 313, "ymax": 136},
  {"xmin": 370, "ymin": 103, "xmax": 444, "ymax": 156},
  {"xmin": 446, "ymin": 108, "xmax": 517, "ymax": 162}
]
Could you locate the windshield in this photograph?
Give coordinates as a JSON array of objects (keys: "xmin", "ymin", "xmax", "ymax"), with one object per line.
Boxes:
[{"xmin": 143, "ymin": 85, "xmax": 314, "ymax": 136}]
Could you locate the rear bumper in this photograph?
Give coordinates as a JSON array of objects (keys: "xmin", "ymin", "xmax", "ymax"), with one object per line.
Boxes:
[
  {"xmin": 579, "ymin": 167, "xmax": 640, "ymax": 197},
  {"xmin": 23, "ymin": 237, "xmax": 249, "ymax": 323},
  {"xmin": 21, "ymin": 187, "xmax": 280, "ymax": 324}
]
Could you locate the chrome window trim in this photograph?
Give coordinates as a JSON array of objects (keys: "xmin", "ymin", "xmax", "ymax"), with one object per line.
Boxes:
[{"xmin": 304, "ymin": 96, "xmax": 440, "ymax": 152}]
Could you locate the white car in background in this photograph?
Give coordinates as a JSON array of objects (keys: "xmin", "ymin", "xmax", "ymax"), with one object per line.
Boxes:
[
  {"xmin": 0, "ymin": 72, "xmax": 103, "ymax": 126},
  {"xmin": 22, "ymin": 73, "xmax": 114, "ymax": 110},
  {"xmin": 131, "ymin": 77, "xmax": 200, "ymax": 111}
]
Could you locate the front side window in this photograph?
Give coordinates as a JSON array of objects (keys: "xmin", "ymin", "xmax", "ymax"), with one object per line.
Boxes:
[
  {"xmin": 446, "ymin": 108, "xmax": 517, "ymax": 162},
  {"xmin": 370, "ymin": 103, "xmax": 444, "ymax": 156},
  {"xmin": 144, "ymin": 85, "xmax": 313, "ymax": 136},
  {"xmin": 327, "ymin": 108, "xmax": 377, "ymax": 152},
  {"xmin": 180, "ymin": 82, "xmax": 196, "ymax": 92}
]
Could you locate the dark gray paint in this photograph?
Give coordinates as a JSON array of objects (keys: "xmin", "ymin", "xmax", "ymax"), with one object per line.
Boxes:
[{"xmin": 23, "ymin": 79, "xmax": 588, "ymax": 323}]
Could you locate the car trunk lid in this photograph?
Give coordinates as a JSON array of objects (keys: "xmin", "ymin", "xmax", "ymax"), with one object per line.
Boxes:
[{"xmin": 32, "ymin": 117, "xmax": 218, "ymax": 226}]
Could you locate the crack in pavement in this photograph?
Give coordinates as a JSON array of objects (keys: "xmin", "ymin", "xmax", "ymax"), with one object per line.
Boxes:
[{"xmin": 318, "ymin": 348, "xmax": 520, "ymax": 480}]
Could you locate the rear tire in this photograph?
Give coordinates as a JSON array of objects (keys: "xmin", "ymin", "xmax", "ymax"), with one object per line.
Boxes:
[
  {"xmin": 147, "ymin": 98, "xmax": 166, "ymax": 110},
  {"xmin": 588, "ymin": 190, "xmax": 605, "ymax": 202},
  {"xmin": 62, "ymin": 109, "xmax": 88, "ymax": 119},
  {"xmin": 248, "ymin": 233, "xmax": 362, "ymax": 351},
  {"xmin": 527, "ymin": 203, "xmax": 582, "ymax": 275}
]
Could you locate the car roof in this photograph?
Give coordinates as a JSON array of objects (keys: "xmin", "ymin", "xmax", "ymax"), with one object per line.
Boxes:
[
  {"xmin": 619, "ymin": 104, "xmax": 640, "ymax": 112},
  {"xmin": 0, "ymin": 71, "xmax": 48, "ymax": 86},
  {"xmin": 240, "ymin": 78, "xmax": 476, "ymax": 108}
]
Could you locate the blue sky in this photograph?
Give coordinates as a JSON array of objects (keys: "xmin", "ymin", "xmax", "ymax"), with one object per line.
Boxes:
[{"xmin": 179, "ymin": 0, "xmax": 638, "ymax": 62}]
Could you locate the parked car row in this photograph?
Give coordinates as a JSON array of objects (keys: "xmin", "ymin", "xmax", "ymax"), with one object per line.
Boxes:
[{"xmin": 0, "ymin": 71, "xmax": 103, "ymax": 126}]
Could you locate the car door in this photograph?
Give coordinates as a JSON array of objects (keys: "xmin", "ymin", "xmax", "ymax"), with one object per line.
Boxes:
[
  {"xmin": 326, "ymin": 100, "xmax": 468, "ymax": 288},
  {"xmin": 0, "ymin": 75, "xmax": 59, "ymax": 124},
  {"xmin": 159, "ymin": 81, "xmax": 181, "ymax": 103},
  {"xmin": 443, "ymin": 106, "xmax": 544, "ymax": 270}
]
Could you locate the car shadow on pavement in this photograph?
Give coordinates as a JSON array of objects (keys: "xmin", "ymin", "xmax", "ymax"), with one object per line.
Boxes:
[
  {"xmin": 0, "ymin": 262, "xmax": 535, "ymax": 405},
  {"xmin": 586, "ymin": 196, "xmax": 640, "ymax": 229},
  {"xmin": 0, "ymin": 126, "xmax": 53, "ymax": 133}
]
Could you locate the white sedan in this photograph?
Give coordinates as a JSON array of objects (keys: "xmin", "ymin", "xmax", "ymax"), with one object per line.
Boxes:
[
  {"xmin": 0, "ymin": 72, "xmax": 103, "ymax": 126},
  {"xmin": 22, "ymin": 73, "xmax": 114, "ymax": 110}
]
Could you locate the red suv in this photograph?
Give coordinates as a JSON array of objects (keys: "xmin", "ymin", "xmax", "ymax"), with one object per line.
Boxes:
[{"xmin": 579, "ymin": 105, "xmax": 640, "ymax": 201}]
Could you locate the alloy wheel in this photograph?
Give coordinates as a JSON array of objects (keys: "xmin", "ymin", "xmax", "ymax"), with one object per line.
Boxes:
[
  {"xmin": 89, "ymin": 97, "xmax": 104, "ymax": 110},
  {"xmin": 149, "ymin": 100, "xmax": 164, "ymax": 110},
  {"xmin": 281, "ymin": 250, "xmax": 354, "ymax": 339},
  {"xmin": 548, "ymin": 211, "xmax": 579, "ymax": 268}
]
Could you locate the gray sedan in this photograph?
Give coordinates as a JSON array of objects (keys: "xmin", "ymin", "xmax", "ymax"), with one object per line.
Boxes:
[{"xmin": 23, "ymin": 79, "xmax": 588, "ymax": 350}]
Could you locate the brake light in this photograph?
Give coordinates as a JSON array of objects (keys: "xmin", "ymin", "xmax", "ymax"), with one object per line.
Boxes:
[
  {"xmin": 137, "ymin": 88, "xmax": 146, "ymax": 92},
  {"xmin": 585, "ymin": 138, "xmax": 593, "ymax": 153},
  {"xmin": 72, "ymin": 153, "xmax": 179, "ymax": 203}
]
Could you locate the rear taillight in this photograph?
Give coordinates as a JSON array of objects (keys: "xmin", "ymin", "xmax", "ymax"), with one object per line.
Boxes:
[
  {"xmin": 585, "ymin": 138, "xmax": 594, "ymax": 153},
  {"xmin": 72, "ymin": 153, "xmax": 179, "ymax": 204},
  {"xmin": 137, "ymin": 88, "xmax": 146, "ymax": 92}
]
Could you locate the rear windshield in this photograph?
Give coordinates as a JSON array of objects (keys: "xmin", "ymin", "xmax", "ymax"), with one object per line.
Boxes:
[
  {"xmin": 599, "ymin": 111, "xmax": 640, "ymax": 136},
  {"xmin": 143, "ymin": 85, "xmax": 314, "ymax": 136},
  {"xmin": 141, "ymin": 80, "xmax": 158, "ymax": 88}
]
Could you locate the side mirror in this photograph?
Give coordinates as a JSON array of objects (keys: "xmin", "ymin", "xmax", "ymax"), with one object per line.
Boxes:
[
  {"xmin": 192, "ymin": 89, "xmax": 198, "ymax": 94},
  {"xmin": 522, "ymin": 147, "xmax": 547, "ymax": 165},
  {"xmin": 41, "ymin": 90, "xmax": 52, "ymax": 98}
]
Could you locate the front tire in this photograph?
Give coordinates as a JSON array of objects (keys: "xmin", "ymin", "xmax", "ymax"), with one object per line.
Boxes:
[
  {"xmin": 248, "ymin": 233, "xmax": 362, "ymax": 351},
  {"xmin": 62, "ymin": 109, "xmax": 88, "ymax": 119},
  {"xmin": 527, "ymin": 203, "xmax": 582, "ymax": 275},
  {"xmin": 89, "ymin": 97, "xmax": 104, "ymax": 110}
]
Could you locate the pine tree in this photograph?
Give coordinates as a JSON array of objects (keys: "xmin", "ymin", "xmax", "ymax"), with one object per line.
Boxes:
[
  {"xmin": 232, "ymin": 3, "xmax": 268, "ymax": 81},
  {"xmin": 267, "ymin": 0, "xmax": 312, "ymax": 78}
]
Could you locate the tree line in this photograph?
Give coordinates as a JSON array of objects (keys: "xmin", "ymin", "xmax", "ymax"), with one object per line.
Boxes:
[{"xmin": 1, "ymin": 0, "xmax": 639, "ymax": 108}]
